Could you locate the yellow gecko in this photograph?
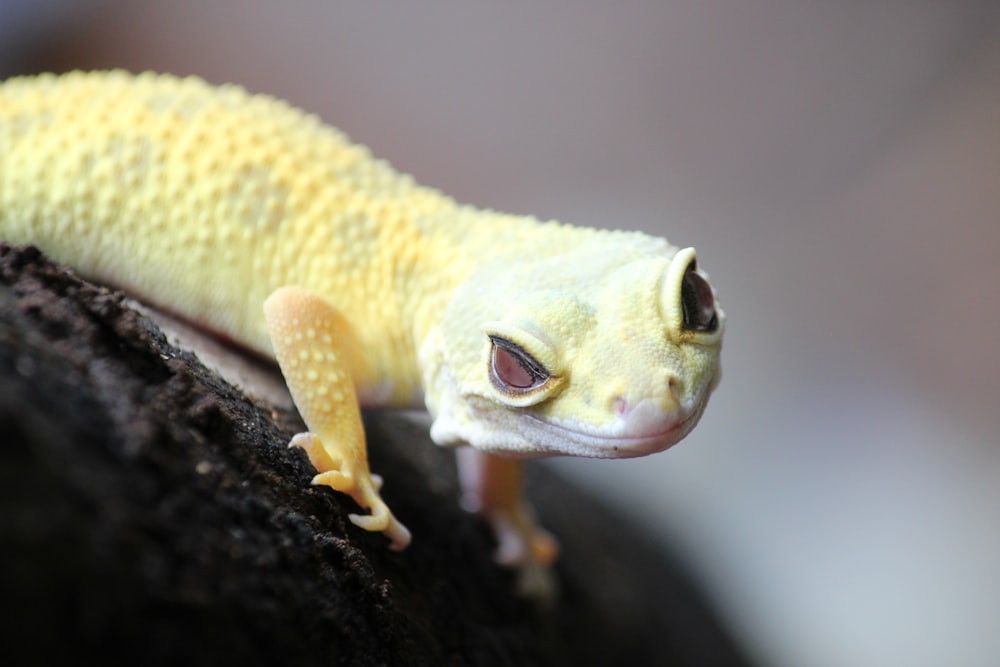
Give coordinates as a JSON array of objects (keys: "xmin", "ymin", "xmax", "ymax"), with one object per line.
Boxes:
[{"xmin": 0, "ymin": 70, "xmax": 724, "ymax": 590}]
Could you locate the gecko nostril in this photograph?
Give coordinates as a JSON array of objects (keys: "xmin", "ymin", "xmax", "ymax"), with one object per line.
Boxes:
[
  {"xmin": 613, "ymin": 397, "xmax": 628, "ymax": 417},
  {"xmin": 668, "ymin": 377, "xmax": 680, "ymax": 404}
]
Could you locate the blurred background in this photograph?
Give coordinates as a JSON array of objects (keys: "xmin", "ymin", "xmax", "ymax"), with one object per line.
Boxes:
[{"xmin": 2, "ymin": 2, "xmax": 998, "ymax": 665}]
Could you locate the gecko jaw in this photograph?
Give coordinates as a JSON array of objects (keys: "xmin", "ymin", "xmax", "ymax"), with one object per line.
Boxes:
[{"xmin": 519, "ymin": 403, "xmax": 699, "ymax": 459}]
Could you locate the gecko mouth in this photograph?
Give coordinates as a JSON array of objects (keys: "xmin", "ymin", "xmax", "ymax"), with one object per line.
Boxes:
[{"xmin": 519, "ymin": 408, "xmax": 698, "ymax": 459}]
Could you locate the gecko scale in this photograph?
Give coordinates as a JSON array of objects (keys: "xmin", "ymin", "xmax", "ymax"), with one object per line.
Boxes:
[{"xmin": 0, "ymin": 70, "xmax": 724, "ymax": 592}]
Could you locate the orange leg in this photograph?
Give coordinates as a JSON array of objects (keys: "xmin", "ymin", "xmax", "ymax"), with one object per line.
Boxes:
[
  {"xmin": 457, "ymin": 448, "xmax": 559, "ymax": 599},
  {"xmin": 264, "ymin": 286, "xmax": 410, "ymax": 550}
]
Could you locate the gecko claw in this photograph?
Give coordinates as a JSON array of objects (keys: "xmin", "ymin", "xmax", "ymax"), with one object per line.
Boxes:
[
  {"xmin": 349, "ymin": 511, "xmax": 412, "ymax": 551},
  {"xmin": 290, "ymin": 430, "xmax": 411, "ymax": 550},
  {"xmin": 346, "ymin": 488, "xmax": 412, "ymax": 550}
]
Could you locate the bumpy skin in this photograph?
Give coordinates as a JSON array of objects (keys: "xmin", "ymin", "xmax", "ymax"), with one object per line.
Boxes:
[{"xmin": 0, "ymin": 71, "xmax": 724, "ymax": 590}]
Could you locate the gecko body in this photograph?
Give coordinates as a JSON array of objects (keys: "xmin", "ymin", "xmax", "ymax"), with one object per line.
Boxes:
[{"xmin": 0, "ymin": 71, "xmax": 724, "ymax": 590}]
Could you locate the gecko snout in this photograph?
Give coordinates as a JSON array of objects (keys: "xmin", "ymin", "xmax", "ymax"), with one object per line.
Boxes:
[{"xmin": 612, "ymin": 374, "xmax": 681, "ymax": 415}]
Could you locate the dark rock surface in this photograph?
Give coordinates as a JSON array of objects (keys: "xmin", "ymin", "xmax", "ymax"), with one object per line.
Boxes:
[{"xmin": 0, "ymin": 243, "xmax": 752, "ymax": 666}]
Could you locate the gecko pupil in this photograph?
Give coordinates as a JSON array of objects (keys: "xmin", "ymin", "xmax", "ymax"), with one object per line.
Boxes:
[{"xmin": 681, "ymin": 262, "xmax": 718, "ymax": 332}]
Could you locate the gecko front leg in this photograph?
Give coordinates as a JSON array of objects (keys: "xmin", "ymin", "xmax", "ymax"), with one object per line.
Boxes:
[
  {"xmin": 263, "ymin": 286, "xmax": 411, "ymax": 550},
  {"xmin": 457, "ymin": 447, "xmax": 559, "ymax": 599}
]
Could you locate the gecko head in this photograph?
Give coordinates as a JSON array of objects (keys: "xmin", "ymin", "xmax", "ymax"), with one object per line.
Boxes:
[{"xmin": 424, "ymin": 241, "xmax": 724, "ymax": 460}]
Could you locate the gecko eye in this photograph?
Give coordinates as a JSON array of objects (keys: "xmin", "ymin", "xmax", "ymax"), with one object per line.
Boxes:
[
  {"xmin": 489, "ymin": 335, "xmax": 550, "ymax": 393},
  {"xmin": 681, "ymin": 261, "xmax": 718, "ymax": 333}
]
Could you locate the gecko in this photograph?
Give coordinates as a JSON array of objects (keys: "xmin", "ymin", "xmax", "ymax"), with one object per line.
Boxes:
[{"xmin": 0, "ymin": 70, "xmax": 724, "ymax": 592}]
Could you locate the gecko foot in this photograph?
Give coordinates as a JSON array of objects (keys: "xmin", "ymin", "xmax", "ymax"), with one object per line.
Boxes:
[
  {"xmin": 486, "ymin": 502, "xmax": 560, "ymax": 568},
  {"xmin": 291, "ymin": 432, "xmax": 412, "ymax": 550},
  {"xmin": 489, "ymin": 507, "xmax": 560, "ymax": 603},
  {"xmin": 468, "ymin": 498, "xmax": 560, "ymax": 602}
]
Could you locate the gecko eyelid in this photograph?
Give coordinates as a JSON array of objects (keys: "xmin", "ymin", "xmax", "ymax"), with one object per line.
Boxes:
[{"xmin": 488, "ymin": 335, "xmax": 550, "ymax": 393}]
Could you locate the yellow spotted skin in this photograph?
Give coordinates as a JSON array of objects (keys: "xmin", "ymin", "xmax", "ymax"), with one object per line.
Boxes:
[
  {"xmin": 0, "ymin": 71, "xmax": 724, "ymax": 588},
  {"xmin": 0, "ymin": 69, "xmax": 461, "ymax": 403}
]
